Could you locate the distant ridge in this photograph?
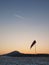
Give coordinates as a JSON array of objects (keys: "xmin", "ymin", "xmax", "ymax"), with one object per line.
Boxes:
[
  {"xmin": 1, "ymin": 51, "xmax": 49, "ymax": 57},
  {"xmin": 2, "ymin": 51, "xmax": 24, "ymax": 57}
]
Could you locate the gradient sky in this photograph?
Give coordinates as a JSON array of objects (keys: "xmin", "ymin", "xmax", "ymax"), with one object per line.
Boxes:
[{"xmin": 0, "ymin": 0, "xmax": 49, "ymax": 54}]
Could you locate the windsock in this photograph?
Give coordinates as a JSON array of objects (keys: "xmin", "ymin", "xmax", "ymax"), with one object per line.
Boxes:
[{"xmin": 30, "ymin": 40, "xmax": 36, "ymax": 49}]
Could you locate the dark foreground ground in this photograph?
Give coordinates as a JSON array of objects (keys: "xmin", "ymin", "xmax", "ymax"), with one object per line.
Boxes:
[{"xmin": 0, "ymin": 56, "xmax": 49, "ymax": 65}]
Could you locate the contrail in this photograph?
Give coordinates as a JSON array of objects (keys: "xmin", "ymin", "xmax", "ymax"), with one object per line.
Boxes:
[
  {"xmin": 30, "ymin": 40, "xmax": 36, "ymax": 49},
  {"xmin": 16, "ymin": 14, "xmax": 24, "ymax": 19}
]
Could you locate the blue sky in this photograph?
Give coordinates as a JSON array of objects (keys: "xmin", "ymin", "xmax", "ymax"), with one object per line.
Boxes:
[{"xmin": 0, "ymin": 0, "xmax": 49, "ymax": 54}]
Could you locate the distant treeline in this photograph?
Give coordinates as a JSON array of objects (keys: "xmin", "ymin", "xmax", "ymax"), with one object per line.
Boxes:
[
  {"xmin": 0, "ymin": 51, "xmax": 49, "ymax": 57},
  {"xmin": 2, "ymin": 54, "xmax": 49, "ymax": 57}
]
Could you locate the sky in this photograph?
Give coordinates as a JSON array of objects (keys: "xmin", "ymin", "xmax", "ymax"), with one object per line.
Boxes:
[{"xmin": 0, "ymin": 0, "xmax": 49, "ymax": 54}]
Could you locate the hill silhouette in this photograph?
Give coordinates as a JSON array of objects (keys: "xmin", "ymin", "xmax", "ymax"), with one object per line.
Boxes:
[
  {"xmin": 2, "ymin": 51, "xmax": 24, "ymax": 57},
  {"xmin": 1, "ymin": 50, "xmax": 49, "ymax": 57}
]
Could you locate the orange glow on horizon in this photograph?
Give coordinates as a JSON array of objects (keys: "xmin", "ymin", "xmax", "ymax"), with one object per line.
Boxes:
[{"xmin": 0, "ymin": 48, "xmax": 49, "ymax": 55}]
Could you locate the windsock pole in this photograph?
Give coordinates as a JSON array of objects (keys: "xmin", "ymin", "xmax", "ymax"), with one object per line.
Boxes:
[{"xmin": 35, "ymin": 43, "xmax": 36, "ymax": 54}]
